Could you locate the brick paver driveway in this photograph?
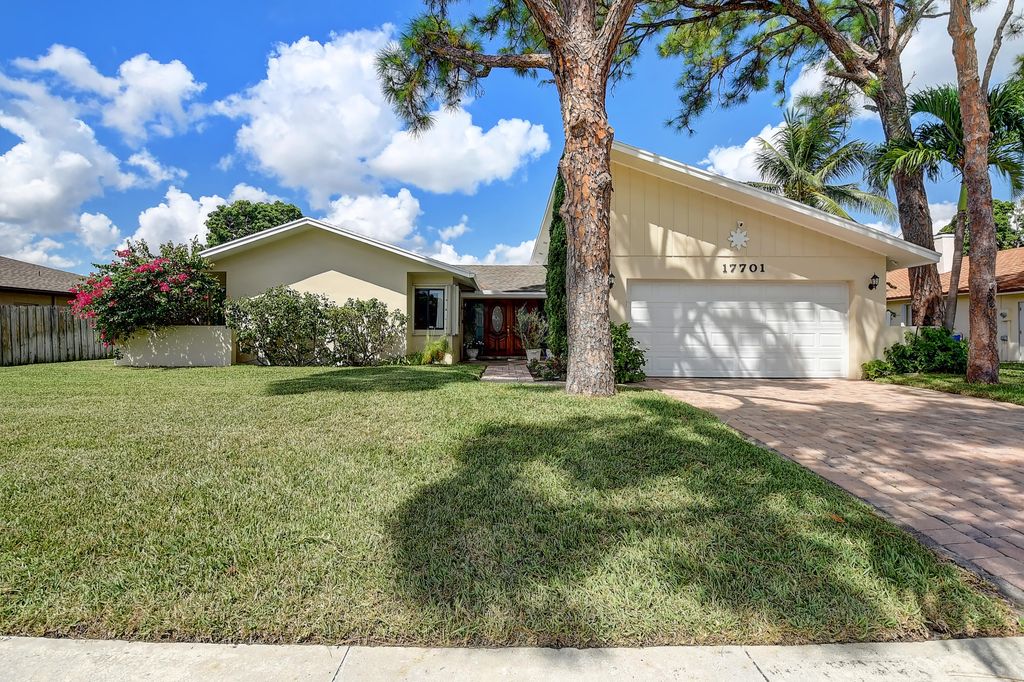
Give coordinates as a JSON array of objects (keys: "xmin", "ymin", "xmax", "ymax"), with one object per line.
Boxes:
[{"xmin": 649, "ymin": 378, "xmax": 1024, "ymax": 600}]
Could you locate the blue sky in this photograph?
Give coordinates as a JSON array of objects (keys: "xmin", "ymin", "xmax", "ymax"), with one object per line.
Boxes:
[{"xmin": 2, "ymin": 0, "xmax": 1019, "ymax": 273}]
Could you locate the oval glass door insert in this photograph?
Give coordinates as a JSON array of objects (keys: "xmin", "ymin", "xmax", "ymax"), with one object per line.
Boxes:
[{"xmin": 491, "ymin": 306, "xmax": 504, "ymax": 333}]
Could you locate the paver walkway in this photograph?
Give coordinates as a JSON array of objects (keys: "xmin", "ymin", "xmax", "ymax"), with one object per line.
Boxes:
[
  {"xmin": 648, "ymin": 378, "xmax": 1024, "ymax": 601},
  {"xmin": 479, "ymin": 359, "xmax": 535, "ymax": 382},
  {"xmin": 4, "ymin": 635, "xmax": 1024, "ymax": 681}
]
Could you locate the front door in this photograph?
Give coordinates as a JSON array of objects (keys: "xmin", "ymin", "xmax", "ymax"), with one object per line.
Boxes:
[{"xmin": 482, "ymin": 300, "xmax": 539, "ymax": 357}]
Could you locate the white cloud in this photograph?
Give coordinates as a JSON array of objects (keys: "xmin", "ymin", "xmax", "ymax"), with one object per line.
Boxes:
[
  {"xmin": 217, "ymin": 27, "xmax": 550, "ymax": 207},
  {"xmin": 227, "ymin": 183, "xmax": 282, "ymax": 203},
  {"xmin": 216, "ymin": 28, "xmax": 398, "ymax": 208},
  {"xmin": 15, "ymin": 44, "xmax": 204, "ymax": 143},
  {"xmin": 700, "ymin": 123, "xmax": 783, "ymax": 182},
  {"xmin": 864, "ymin": 220, "xmax": 901, "ymax": 236},
  {"xmin": 437, "ymin": 215, "xmax": 470, "ymax": 241},
  {"xmin": 14, "ymin": 45, "xmax": 118, "ymax": 96},
  {"xmin": 0, "ymin": 74, "xmax": 135, "ymax": 243},
  {"xmin": 929, "ymin": 201, "xmax": 958, "ymax": 232},
  {"xmin": 370, "ymin": 108, "xmax": 549, "ymax": 193},
  {"xmin": 0, "ymin": 227, "xmax": 76, "ymax": 268},
  {"xmin": 324, "ymin": 189, "xmax": 421, "ymax": 243},
  {"xmin": 78, "ymin": 212, "xmax": 122, "ymax": 256},
  {"xmin": 127, "ymin": 149, "xmax": 187, "ymax": 185},
  {"xmin": 425, "ymin": 238, "xmax": 535, "ymax": 265},
  {"xmin": 129, "ymin": 186, "xmax": 226, "ymax": 245}
]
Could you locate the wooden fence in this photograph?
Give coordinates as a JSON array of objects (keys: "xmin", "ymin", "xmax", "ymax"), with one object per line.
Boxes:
[{"xmin": 0, "ymin": 305, "xmax": 112, "ymax": 367}]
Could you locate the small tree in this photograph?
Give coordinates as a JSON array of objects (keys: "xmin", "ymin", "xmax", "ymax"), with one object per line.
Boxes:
[
  {"xmin": 70, "ymin": 240, "xmax": 223, "ymax": 347},
  {"xmin": 544, "ymin": 172, "xmax": 568, "ymax": 361},
  {"xmin": 224, "ymin": 286, "xmax": 332, "ymax": 366},
  {"xmin": 205, "ymin": 200, "xmax": 303, "ymax": 247},
  {"xmin": 328, "ymin": 298, "xmax": 408, "ymax": 366},
  {"xmin": 515, "ymin": 307, "xmax": 549, "ymax": 350}
]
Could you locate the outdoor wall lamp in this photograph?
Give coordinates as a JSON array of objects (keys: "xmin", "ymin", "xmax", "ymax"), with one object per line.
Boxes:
[
  {"xmin": 868, "ymin": 273, "xmax": 880, "ymax": 290},
  {"xmin": 608, "ymin": 272, "xmax": 616, "ymax": 290}
]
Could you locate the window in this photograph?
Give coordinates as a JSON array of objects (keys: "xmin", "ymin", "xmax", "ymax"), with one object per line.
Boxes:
[{"xmin": 414, "ymin": 288, "xmax": 445, "ymax": 330}]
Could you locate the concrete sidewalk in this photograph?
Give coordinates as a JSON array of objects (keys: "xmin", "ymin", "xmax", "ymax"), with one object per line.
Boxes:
[{"xmin": 3, "ymin": 636, "xmax": 1024, "ymax": 681}]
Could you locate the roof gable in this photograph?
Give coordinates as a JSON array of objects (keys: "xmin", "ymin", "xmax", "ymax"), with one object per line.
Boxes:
[
  {"xmin": 533, "ymin": 141, "xmax": 940, "ymax": 270},
  {"xmin": 199, "ymin": 217, "xmax": 477, "ymax": 283}
]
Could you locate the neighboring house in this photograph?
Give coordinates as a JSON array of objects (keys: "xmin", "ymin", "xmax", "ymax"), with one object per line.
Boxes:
[
  {"xmin": 887, "ymin": 236, "xmax": 1024, "ymax": 362},
  {"xmin": 201, "ymin": 141, "xmax": 936, "ymax": 378},
  {"xmin": 0, "ymin": 256, "xmax": 82, "ymax": 306}
]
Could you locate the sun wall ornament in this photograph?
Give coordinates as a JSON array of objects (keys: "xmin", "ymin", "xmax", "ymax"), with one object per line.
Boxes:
[{"xmin": 728, "ymin": 226, "xmax": 750, "ymax": 249}]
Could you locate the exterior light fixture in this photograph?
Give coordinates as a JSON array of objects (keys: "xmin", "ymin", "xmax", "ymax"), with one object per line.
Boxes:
[
  {"xmin": 608, "ymin": 272, "xmax": 616, "ymax": 290},
  {"xmin": 868, "ymin": 273, "xmax": 880, "ymax": 290}
]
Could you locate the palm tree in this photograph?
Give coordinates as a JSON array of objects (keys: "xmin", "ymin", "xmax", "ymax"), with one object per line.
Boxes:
[
  {"xmin": 748, "ymin": 107, "xmax": 897, "ymax": 221},
  {"xmin": 869, "ymin": 80, "xmax": 1024, "ymax": 331}
]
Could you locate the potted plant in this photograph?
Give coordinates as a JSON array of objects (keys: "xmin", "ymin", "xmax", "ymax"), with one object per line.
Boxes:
[
  {"xmin": 465, "ymin": 338, "xmax": 484, "ymax": 360},
  {"xmin": 515, "ymin": 306, "xmax": 548, "ymax": 362}
]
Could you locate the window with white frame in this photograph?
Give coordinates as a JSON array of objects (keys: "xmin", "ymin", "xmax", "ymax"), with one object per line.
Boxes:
[{"xmin": 414, "ymin": 288, "xmax": 446, "ymax": 330}]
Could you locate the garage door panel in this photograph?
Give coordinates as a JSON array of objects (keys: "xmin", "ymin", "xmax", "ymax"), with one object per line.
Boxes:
[{"xmin": 629, "ymin": 281, "xmax": 848, "ymax": 378}]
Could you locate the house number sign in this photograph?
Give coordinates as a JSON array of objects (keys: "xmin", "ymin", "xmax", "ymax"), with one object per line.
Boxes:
[{"xmin": 722, "ymin": 263, "xmax": 766, "ymax": 274}]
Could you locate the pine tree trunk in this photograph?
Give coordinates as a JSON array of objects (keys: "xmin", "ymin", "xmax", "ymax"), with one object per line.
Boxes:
[
  {"xmin": 943, "ymin": 184, "xmax": 969, "ymax": 331},
  {"xmin": 874, "ymin": 63, "xmax": 946, "ymax": 326},
  {"xmin": 949, "ymin": 0, "xmax": 1000, "ymax": 383},
  {"xmin": 555, "ymin": 69, "xmax": 616, "ymax": 397}
]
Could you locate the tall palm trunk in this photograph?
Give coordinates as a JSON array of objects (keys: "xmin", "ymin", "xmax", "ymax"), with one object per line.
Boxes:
[
  {"xmin": 943, "ymin": 183, "xmax": 969, "ymax": 331},
  {"xmin": 949, "ymin": 0, "xmax": 1000, "ymax": 383},
  {"xmin": 874, "ymin": 62, "xmax": 946, "ymax": 326}
]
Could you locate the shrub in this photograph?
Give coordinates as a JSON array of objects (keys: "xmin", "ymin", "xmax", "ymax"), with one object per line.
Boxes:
[
  {"xmin": 544, "ymin": 171, "xmax": 568, "ymax": 360},
  {"xmin": 861, "ymin": 359, "xmax": 895, "ymax": 380},
  {"xmin": 528, "ymin": 356, "xmax": 567, "ymax": 381},
  {"xmin": 419, "ymin": 336, "xmax": 449, "ymax": 365},
  {"xmin": 225, "ymin": 286, "xmax": 332, "ymax": 366},
  {"xmin": 70, "ymin": 240, "xmax": 223, "ymax": 347},
  {"xmin": 515, "ymin": 307, "xmax": 548, "ymax": 349},
  {"xmin": 611, "ymin": 322, "xmax": 646, "ymax": 383},
  {"xmin": 884, "ymin": 327, "xmax": 968, "ymax": 375},
  {"xmin": 327, "ymin": 298, "xmax": 407, "ymax": 366}
]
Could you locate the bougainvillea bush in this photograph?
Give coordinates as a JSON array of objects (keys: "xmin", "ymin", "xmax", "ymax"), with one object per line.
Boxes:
[{"xmin": 70, "ymin": 240, "xmax": 223, "ymax": 347}]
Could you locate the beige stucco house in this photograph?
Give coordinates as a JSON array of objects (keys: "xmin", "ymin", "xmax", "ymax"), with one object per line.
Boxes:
[
  {"xmin": 887, "ymin": 237, "xmax": 1024, "ymax": 362},
  {"xmin": 201, "ymin": 141, "xmax": 937, "ymax": 378}
]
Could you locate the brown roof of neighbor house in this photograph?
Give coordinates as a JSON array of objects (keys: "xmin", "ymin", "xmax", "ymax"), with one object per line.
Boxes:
[
  {"xmin": 887, "ymin": 246, "xmax": 1024, "ymax": 299},
  {"xmin": 0, "ymin": 255, "xmax": 83, "ymax": 295},
  {"xmin": 463, "ymin": 264, "xmax": 547, "ymax": 294}
]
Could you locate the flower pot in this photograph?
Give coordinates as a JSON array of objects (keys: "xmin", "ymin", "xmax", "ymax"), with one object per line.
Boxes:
[
  {"xmin": 466, "ymin": 348, "xmax": 480, "ymax": 360},
  {"xmin": 525, "ymin": 348, "xmax": 542, "ymax": 362}
]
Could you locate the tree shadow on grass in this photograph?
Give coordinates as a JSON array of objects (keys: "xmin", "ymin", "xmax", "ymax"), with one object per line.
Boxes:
[
  {"xmin": 265, "ymin": 365, "xmax": 480, "ymax": 396},
  {"xmin": 388, "ymin": 393, "xmax": 1013, "ymax": 647}
]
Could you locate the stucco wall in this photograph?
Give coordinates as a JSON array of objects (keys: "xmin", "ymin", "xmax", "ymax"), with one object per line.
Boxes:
[
  {"xmin": 116, "ymin": 326, "xmax": 232, "ymax": 367},
  {"xmin": 608, "ymin": 161, "xmax": 891, "ymax": 378},
  {"xmin": 888, "ymin": 293, "xmax": 1023, "ymax": 362},
  {"xmin": 206, "ymin": 227, "xmax": 462, "ymax": 363}
]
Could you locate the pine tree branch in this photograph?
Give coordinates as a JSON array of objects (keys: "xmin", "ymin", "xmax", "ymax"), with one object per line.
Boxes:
[
  {"xmin": 426, "ymin": 42, "xmax": 554, "ymax": 72},
  {"xmin": 983, "ymin": 0, "xmax": 1016, "ymax": 92},
  {"xmin": 598, "ymin": 0, "xmax": 640, "ymax": 71}
]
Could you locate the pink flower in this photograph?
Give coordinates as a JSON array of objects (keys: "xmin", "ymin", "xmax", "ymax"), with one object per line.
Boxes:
[{"xmin": 158, "ymin": 282, "xmax": 171, "ymax": 293}]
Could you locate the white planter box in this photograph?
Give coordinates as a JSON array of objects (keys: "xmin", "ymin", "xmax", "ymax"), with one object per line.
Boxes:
[
  {"xmin": 525, "ymin": 349, "xmax": 542, "ymax": 362},
  {"xmin": 115, "ymin": 325, "xmax": 232, "ymax": 367}
]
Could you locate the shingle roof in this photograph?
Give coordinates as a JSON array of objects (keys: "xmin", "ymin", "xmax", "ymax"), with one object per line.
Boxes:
[
  {"xmin": 887, "ymin": 246, "xmax": 1024, "ymax": 299},
  {"xmin": 463, "ymin": 265, "xmax": 547, "ymax": 294},
  {"xmin": 0, "ymin": 256, "xmax": 83, "ymax": 295}
]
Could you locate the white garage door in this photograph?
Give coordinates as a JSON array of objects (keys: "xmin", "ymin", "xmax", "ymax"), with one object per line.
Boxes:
[{"xmin": 629, "ymin": 281, "xmax": 848, "ymax": 378}]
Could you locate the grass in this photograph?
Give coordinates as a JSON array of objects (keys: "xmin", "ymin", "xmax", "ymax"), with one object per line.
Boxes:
[
  {"xmin": 878, "ymin": 363, "xmax": 1024, "ymax": 406},
  {"xmin": 0, "ymin": 361, "xmax": 1017, "ymax": 646}
]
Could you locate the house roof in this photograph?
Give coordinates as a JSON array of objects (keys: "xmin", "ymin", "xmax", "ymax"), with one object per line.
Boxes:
[
  {"xmin": 887, "ymin": 246, "xmax": 1024, "ymax": 300},
  {"xmin": 199, "ymin": 217, "xmax": 478, "ymax": 284},
  {"xmin": 532, "ymin": 141, "xmax": 940, "ymax": 271},
  {"xmin": 0, "ymin": 255, "xmax": 83, "ymax": 295},
  {"xmin": 462, "ymin": 265, "xmax": 546, "ymax": 294}
]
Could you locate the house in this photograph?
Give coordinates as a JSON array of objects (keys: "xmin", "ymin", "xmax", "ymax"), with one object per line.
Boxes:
[
  {"xmin": 0, "ymin": 256, "xmax": 82, "ymax": 306},
  {"xmin": 887, "ymin": 236, "xmax": 1024, "ymax": 362},
  {"xmin": 201, "ymin": 141, "xmax": 937, "ymax": 378}
]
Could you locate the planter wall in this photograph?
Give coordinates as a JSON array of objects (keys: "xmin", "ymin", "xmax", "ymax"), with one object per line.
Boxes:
[{"xmin": 115, "ymin": 325, "xmax": 232, "ymax": 367}]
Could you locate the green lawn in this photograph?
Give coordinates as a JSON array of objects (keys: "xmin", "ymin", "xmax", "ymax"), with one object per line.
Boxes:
[
  {"xmin": 878, "ymin": 363, "xmax": 1024, "ymax": 406},
  {"xmin": 0, "ymin": 361, "xmax": 1016, "ymax": 646}
]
